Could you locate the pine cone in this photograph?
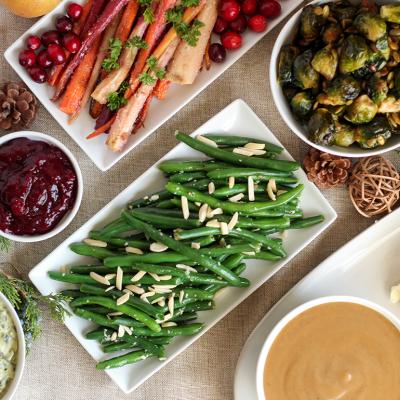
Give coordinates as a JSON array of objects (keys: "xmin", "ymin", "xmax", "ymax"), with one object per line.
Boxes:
[
  {"xmin": 0, "ymin": 82, "xmax": 37, "ymax": 131},
  {"xmin": 303, "ymin": 147, "xmax": 352, "ymax": 189}
]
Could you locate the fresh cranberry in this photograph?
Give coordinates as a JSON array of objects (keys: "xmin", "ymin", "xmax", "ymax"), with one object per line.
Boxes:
[
  {"xmin": 213, "ymin": 17, "xmax": 229, "ymax": 34},
  {"xmin": 19, "ymin": 49, "xmax": 36, "ymax": 68},
  {"xmin": 26, "ymin": 35, "xmax": 41, "ymax": 50},
  {"xmin": 28, "ymin": 66, "xmax": 47, "ymax": 83},
  {"xmin": 218, "ymin": 0, "xmax": 240, "ymax": 22},
  {"xmin": 221, "ymin": 31, "xmax": 242, "ymax": 50},
  {"xmin": 230, "ymin": 15, "xmax": 247, "ymax": 33},
  {"xmin": 67, "ymin": 3, "xmax": 83, "ymax": 20},
  {"xmin": 47, "ymin": 43, "xmax": 66, "ymax": 65},
  {"xmin": 208, "ymin": 43, "xmax": 226, "ymax": 63},
  {"xmin": 248, "ymin": 14, "xmax": 267, "ymax": 32},
  {"xmin": 241, "ymin": 0, "xmax": 257, "ymax": 15},
  {"xmin": 37, "ymin": 50, "xmax": 53, "ymax": 68},
  {"xmin": 41, "ymin": 30, "xmax": 61, "ymax": 46},
  {"xmin": 258, "ymin": 0, "xmax": 281, "ymax": 18},
  {"xmin": 62, "ymin": 32, "xmax": 81, "ymax": 53},
  {"xmin": 56, "ymin": 16, "xmax": 73, "ymax": 33}
]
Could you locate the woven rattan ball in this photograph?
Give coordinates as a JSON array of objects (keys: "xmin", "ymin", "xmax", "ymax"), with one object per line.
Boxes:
[{"xmin": 348, "ymin": 156, "xmax": 400, "ymax": 218}]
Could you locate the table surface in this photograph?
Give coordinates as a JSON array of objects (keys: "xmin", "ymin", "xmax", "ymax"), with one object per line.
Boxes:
[{"xmin": 1, "ymin": 3, "xmax": 398, "ymax": 400}]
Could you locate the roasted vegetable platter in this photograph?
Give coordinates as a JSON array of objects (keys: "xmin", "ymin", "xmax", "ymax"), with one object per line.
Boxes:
[
  {"xmin": 4, "ymin": 0, "xmax": 302, "ymax": 171},
  {"xmin": 28, "ymin": 100, "xmax": 336, "ymax": 393}
]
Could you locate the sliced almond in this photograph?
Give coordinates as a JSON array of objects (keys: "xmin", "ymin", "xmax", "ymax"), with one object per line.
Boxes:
[
  {"xmin": 125, "ymin": 284, "xmax": 145, "ymax": 295},
  {"xmin": 198, "ymin": 203, "xmax": 208, "ymax": 223},
  {"xmin": 162, "ymin": 322, "xmax": 177, "ymax": 328},
  {"xmin": 105, "ymin": 286, "xmax": 115, "ymax": 292},
  {"xmin": 116, "ymin": 292, "xmax": 130, "ymax": 306},
  {"xmin": 207, "ymin": 207, "xmax": 223, "ymax": 218},
  {"xmin": 108, "ymin": 311, "xmax": 123, "ymax": 317},
  {"xmin": 141, "ymin": 291, "xmax": 156, "ymax": 298},
  {"xmin": 111, "ymin": 332, "xmax": 118, "ymax": 342},
  {"xmin": 228, "ymin": 212, "xmax": 239, "ymax": 230},
  {"xmin": 208, "ymin": 182, "xmax": 215, "ymax": 194},
  {"xmin": 233, "ymin": 147, "xmax": 253, "ymax": 157},
  {"xmin": 151, "ymin": 296, "xmax": 164, "ymax": 304},
  {"xmin": 243, "ymin": 251, "xmax": 256, "ymax": 256},
  {"xmin": 176, "ymin": 264, "xmax": 198, "ymax": 273},
  {"xmin": 220, "ymin": 221, "xmax": 229, "ymax": 235},
  {"xmin": 131, "ymin": 270, "xmax": 146, "ymax": 282},
  {"xmin": 124, "ymin": 326, "xmax": 133, "ymax": 336},
  {"xmin": 156, "ymin": 313, "xmax": 173, "ymax": 324},
  {"xmin": 248, "ymin": 176, "xmax": 255, "ymax": 201},
  {"xmin": 150, "ymin": 242, "xmax": 168, "ymax": 252},
  {"xmin": 244, "ymin": 142, "xmax": 265, "ymax": 150},
  {"xmin": 158, "ymin": 275, "xmax": 173, "ymax": 281},
  {"xmin": 267, "ymin": 179, "xmax": 276, "ymax": 201},
  {"xmin": 83, "ymin": 238, "xmax": 107, "ymax": 248},
  {"xmin": 116, "ymin": 267, "xmax": 123, "ymax": 291},
  {"xmin": 152, "ymin": 284, "xmax": 177, "ymax": 289},
  {"xmin": 228, "ymin": 176, "xmax": 235, "ymax": 189},
  {"xmin": 206, "ymin": 219, "xmax": 221, "ymax": 228},
  {"xmin": 104, "ymin": 273, "xmax": 116, "ymax": 281},
  {"xmin": 149, "ymin": 194, "xmax": 159, "ymax": 201},
  {"xmin": 90, "ymin": 272, "xmax": 110, "ymax": 286},
  {"xmin": 168, "ymin": 294, "xmax": 174, "ymax": 315},
  {"xmin": 191, "ymin": 242, "xmax": 201, "ymax": 249},
  {"xmin": 125, "ymin": 246, "xmax": 144, "ymax": 255},
  {"xmin": 149, "ymin": 272, "xmax": 161, "ymax": 282},
  {"xmin": 229, "ymin": 193, "xmax": 244, "ymax": 202},
  {"xmin": 181, "ymin": 196, "xmax": 190, "ymax": 220},
  {"xmin": 249, "ymin": 149, "xmax": 266, "ymax": 155},
  {"xmin": 179, "ymin": 290, "xmax": 185, "ymax": 303},
  {"xmin": 158, "ymin": 298, "xmax": 166, "ymax": 307},
  {"xmin": 118, "ymin": 325, "xmax": 125, "ymax": 338},
  {"xmin": 197, "ymin": 135, "xmax": 218, "ymax": 147}
]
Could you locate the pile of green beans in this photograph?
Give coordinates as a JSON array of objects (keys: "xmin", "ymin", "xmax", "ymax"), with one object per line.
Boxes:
[{"xmin": 49, "ymin": 133, "xmax": 324, "ymax": 371}]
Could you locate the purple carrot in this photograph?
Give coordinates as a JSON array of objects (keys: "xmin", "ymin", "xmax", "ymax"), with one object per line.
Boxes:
[
  {"xmin": 95, "ymin": 106, "xmax": 114, "ymax": 130},
  {"xmin": 80, "ymin": 0, "xmax": 107, "ymax": 39},
  {"xmin": 52, "ymin": 0, "xmax": 130, "ymax": 101}
]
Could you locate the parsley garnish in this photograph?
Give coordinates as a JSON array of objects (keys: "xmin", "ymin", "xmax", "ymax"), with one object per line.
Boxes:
[
  {"xmin": 107, "ymin": 81, "xmax": 129, "ymax": 111},
  {"xmin": 144, "ymin": 7, "xmax": 155, "ymax": 23},
  {"xmin": 166, "ymin": 6, "xmax": 184, "ymax": 25},
  {"xmin": 139, "ymin": 0, "xmax": 152, "ymax": 6},
  {"xmin": 182, "ymin": 0, "xmax": 200, "ymax": 7},
  {"xmin": 102, "ymin": 38, "xmax": 123, "ymax": 71},
  {"xmin": 126, "ymin": 36, "xmax": 149, "ymax": 49},
  {"xmin": 139, "ymin": 72, "xmax": 157, "ymax": 85}
]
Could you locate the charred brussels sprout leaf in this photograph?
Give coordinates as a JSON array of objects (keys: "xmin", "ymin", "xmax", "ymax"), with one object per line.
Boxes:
[
  {"xmin": 330, "ymin": 0, "xmax": 357, "ymax": 23},
  {"xmin": 300, "ymin": 5, "xmax": 327, "ymax": 42},
  {"xmin": 278, "ymin": 45, "xmax": 300, "ymax": 86},
  {"xmin": 333, "ymin": 122, "xmax": 355, "ymax": 147},
  {"xmin": 380, "ymin": 4, "xmax": 400, "ymax": 24},
  {"xmin": 290, "ymin": 92, "xmax": 314, "ymax": 118},
  {"xmin": 311, "ymin": 45, "xmax": 338, "ymax": 81},
  {"xmin": 293, "ymin": 50, "xmax": 320, "ymax": 89},
  {"xmin": 344, "ymin": 95, "xmax": 378, "ymax": 124},
  {"xmin": 366, "ymin": 75, "xmax": 388, "ymax": 104},
  {"xmin": 352, "ymin": 52, "xmax": 387, "ymax": 78},
  {"xmin": 376, "ymin": 35, "xmax": 390, "ymax": 60},
  {"xmin": 339, "ymin": 35, "xmax": 370, "ymax": 74},
  {"xmin": 317, "ymin": 75, "xmax": 361, "ymax": 106},
  {"xmin": 322, "ymin": 23, "xmax": 342, "ymax": 44},
  {"xmin": 354, "ymin": 12, "xmax": 387, "ymax": 42},
  {"xmin": 355, "ymin": 116, "xmax": 393, "ymax": 148},
  {"xmin": 308, "ymin": 108, "xmax": 336, "ymax": 145}
]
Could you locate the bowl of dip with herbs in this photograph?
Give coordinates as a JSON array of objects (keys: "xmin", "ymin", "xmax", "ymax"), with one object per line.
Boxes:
[{"xmin": 0, "ymin": 292, "xmax": 25, "ymax": 400}]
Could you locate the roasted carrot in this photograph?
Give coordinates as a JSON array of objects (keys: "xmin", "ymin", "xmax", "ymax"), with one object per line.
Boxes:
[
  {"xmin": 115, "ymin": 0, "xmax": 139, "ymax": 42},
  {"xmin": 204, "ymin": 38, "xmax": 211, "ymax": 71},
  {"xmin": 153, "ymin": 79, "xmax": 170, "ymax": 100},
  {"xmin": 90, "ymin": 101, "xmax": 104, "ymax": 119},
  {"xmin": 87, "ymin": 115, "xmax": 116, "ymax": 139},
  {"xmin": 80, "ymin": 0, "xmax": 107, "ymax": 39},
  {"xmin": 133, "ymin": 92, "xmax": 153, "ymax": 132}
]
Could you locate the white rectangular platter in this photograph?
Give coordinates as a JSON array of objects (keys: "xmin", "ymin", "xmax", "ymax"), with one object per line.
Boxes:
[
  {"xmin": 29, "ymin": 99, "xmax": 337, "ymax": 393},
  {"xmin": 234, "ymin": 207, "xmax": 400, "ymax": 400},
  {"xmin": 5, "ymin": 0, "xmax": 302, "ymax": 171}
]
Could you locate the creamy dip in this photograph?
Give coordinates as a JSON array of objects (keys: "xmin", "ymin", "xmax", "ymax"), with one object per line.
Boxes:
[
  {"xmin": 0, "ymin": 300, "xmax": 17, "ymax": 398},
  {"xmin": 264, "ymin": 302, "xmax": 400, "ymax": 400}
]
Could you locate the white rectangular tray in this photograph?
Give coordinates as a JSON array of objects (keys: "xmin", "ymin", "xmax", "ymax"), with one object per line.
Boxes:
[
  {"xmin": 29, "ymin": 99, "xmax": 336, "ymax": 393},
  {"xmin": 4, "ymin": 0, "xmax": 302, "ymax": 171},
  {"xmin": 234, "ymin": 207, "xmax": 400, "ymax": 399}
]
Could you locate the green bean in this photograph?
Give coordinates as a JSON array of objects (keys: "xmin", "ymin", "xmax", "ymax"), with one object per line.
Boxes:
[
  {"xmin": 170, "ymin": 312, "xmax": 198, "ymax": 323},
  {"xmin": 184, "ymin": 235, "xmax": 215, "ymax": 247},
  {"xmin": 165, "ymin": 182, "xmax": 304, "ymax": 214},
  {"xmin": 232, "ymin": 263, "xmax": 246, "ymax": 276},
  {"xmin": 201, "ymin": 134, "xmax": 283, "ymax": 153},
  {"xmin": 70, "ymin": 243, "xmax": 118, "ymax": 259},
  {"xmin": 103, "ymin": 338, "xmax": 170, "ymax": 353},
  {"xmin": 88, "ymin": 233, "xmax": 149, "ymax": 250},
  {"xmin": 129, "ymin": 209, "xmax": 202, "ymax": 229},
  {"xmin": 110, "ymin": 316, "xmax": 146, "ymax": 328},
  {"xmin": 131, "ymin": 323, "xmax": 204, "ymax": 337},
  {"xmin": 86, "ymin": 329, "xmax": 109, "ymax": 341},
  {"xmin": 169, "ymin": 171, "xmax": 207, "ymax": 183},
  {"xmin": 289, "ymin": 215, "xmax": 324, "ymax": 229},
  {"xmin": 73, "ymin": 308, "xmax": 119, "ymax": 329},
  {"xmin": 221, "ymin": 147, "xmax": 279, "ymax": 159},
  {"xmin": 156, "ymin": 199, "xmax": 176, "ymax": 209},
  {"xmin": 207, "ymin": 168, "xmax": 294, "ymax": 180},
  {"xmin": 245, "ymin": 251, "xmax": 282, "ymax": 261},
  {"xmin": 97, "ymin": 218, "xmax": 132, "ymax": 238},
  {"xmin": 81, "ymin": 305, "xmax": 113, "ymax": 315},
  {"xmin": 158, "ymin": 160, "xmax": 230, "ymax": 174},
  {"xmin": 169, "ymin": 197, "xmax": 199, "ymax": 211},
  {"xmin": 60, "ymin": 290, "xmax": 82, "ymax": 299},
  {"xmin": 175, "ymin": 132, "xmax": 298, "ymax": 172},
  {"xmin": 104, "ymin": 252, "xmax": 189, "ymax": 266},
  {"xmin": 70, "ymin": 296, "xmax": 161, "ymax": 332},
  {"xmin": 182, "ymin": 301, "xmax": 214, "ymax": 313},
  {"xmin": 96, "ymin": 350, "xmax": 153, "ymax": 370}
]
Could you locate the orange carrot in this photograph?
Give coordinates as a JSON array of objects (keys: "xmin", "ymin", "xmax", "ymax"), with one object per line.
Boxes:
[
  {"xmin": 115, "ymin": 0, "xmax": 139, "ymax": 42},
  {"xmin": 86, "ymin": 115, "xmax": 116, "ymax": 139},
  {"xmin": 59, "ymin": 37, "xmax": 101, "ymax": 115},
  {"xmin": 133, "ymin": 93, "xmax": 153, "ymax": 132},
  {"xmin": 90, "ymin": 101, "xmax": 104, "ymax": 118},
  {"xmin": 153, "ymin": 79, "xmax": 170, "ymax": 100}
]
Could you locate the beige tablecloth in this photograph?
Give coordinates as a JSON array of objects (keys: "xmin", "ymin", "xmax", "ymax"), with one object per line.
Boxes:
[{"xmin": 0, "ymin": 4, "xmax": 398, "ymax": 400}]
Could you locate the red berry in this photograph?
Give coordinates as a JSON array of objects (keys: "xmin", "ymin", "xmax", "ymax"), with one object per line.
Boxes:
[
  {"xmin": 28, "ymin": 66, "xmax": 47, "ymax": 83},
  {"xmin": 56, "ymin": 16, "xmax": 73, "ymax": 33},
  {"xmin": 229, "ymin": 15, "xmax": 247, "ymax": 33},
  {"xmin": 218, "ymin": 0, "xmax": 240, "ymax": 22},
  {"xmin": 47, "ymin": 43, "xmax": 66, "ymax": 65},
  {"xmin": 62, "ymin": 32, "xmax": 81, "ymax": 53},
  {"xmin": 208, "ymin": 43, "xmax": 226, "ymax": 63},
  {"xmin": 19, "ymin": 49, "xmax": 36, "ymax": 68},
  {"xmin": 248, "ymin": 15, "xmax": 267, "ymax": 32},
  {"xmin": 26, "ymin": 35, "xmax": 41, "ymax": 50},
  {"xmin": 221, "ymin": 31, "xmax": 242, "ymax": 50},
  {"xmin": 67, "ymin": 3, "xmax": 83, "ymax": 20},
  {"xmin": 241, "ymin": 0, "xmax": 257, "ymax": 15},
  {"xmin": 258, "ymin": 0, "xmax": 281, "ymax": 18},
  {"xmin": 37, "ymin": 50, "xmax": 53, "ymax": 68},
  {"xmin": 213, "ymin": 17, "xmax": 229, "ymax": 34},
  {"xmin": 41, "ymin": 30, "xmax": 61, "ymax": 46}
]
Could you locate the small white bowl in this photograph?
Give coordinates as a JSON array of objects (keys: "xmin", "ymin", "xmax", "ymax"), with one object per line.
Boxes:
[
  {"xmin": 255, "ymin": 295, "xmax": 400, "ymax": 399},
  {"xmin": 0, "ymin": 131, "xmax": 83, "ymax": 242},
  {"xmin": 0, "ymin": 291, "xmax": 26, "ymax": 400},
  {"xmin": 270, "ymin": 0, "xmax": 400, "ymax": 157}
]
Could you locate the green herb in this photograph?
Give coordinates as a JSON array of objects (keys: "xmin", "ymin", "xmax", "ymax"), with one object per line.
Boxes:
[
  {"xmin": 140, "ymin": 56, "xmax": 166, "ymax": 84},
  {"xmin": 147, "ymin": 55, "xmax": 158, "ymax": 70},
  {"xmin": 139, "ymin": 0, "xmax": 152, "ymax": 6},
  {"xmin": 178, "ymin": 19, "xmax": 204, "ymax": 46},
  {"xmin": 0, "ymin": 271, "xmax": 72, "ymax": 352},
  {"xmin": 166, "ymin": 6, "xmax": 184, "ymax": 25},
  {"xmin": 102, "ymin": 38, "xmax": 123, "ymax": 72},
  {"xmin": 107, "ymin": 81, "xmax": 129, "ymax": 111},
  {"xmin": 143, "ymin": 7, "xmax": 155, "ymax": 23},
  {"xmin": 182, "ymin": 0, "xmax": 200, "ymax": 7},
  {"xmin": 0, "ymin": 236, "xmax": 11, "ymax": 252},
  {"xmin": 126, "ymin": 36, "xmax": 149, "ymax": 50},
  {"xmin": 139, "ymin": 72, "xmax": 157, "ymax": 86}
]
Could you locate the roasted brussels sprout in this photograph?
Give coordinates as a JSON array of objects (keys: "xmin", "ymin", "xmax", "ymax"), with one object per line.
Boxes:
[
  {"xmin": 311, "ymin": 45, "xmax": 338, "ymax": 81},
  {"xmin": 394, "ymin": 69, "xmax": 400, "ymax": 97},
  {"xmin": 339, "ymin": 35, "xmax": 370, "ymax": 74},
  {"xmin": 300, "ymin": 5, "xmax": 327, "ymax": 42},
  {"xmin": 380, "ymin": 4, "xmax": 400, "ymax": 24},
  {"xmin": 352, "ymin": 51, "xmax": 387, "ymax": 78},
  {"xmin": 330, "ymin": 0, "xmax": 357, "ymax": 23},
  {"xmin": 322, "ymin": 23, "xmax": 343, "ymax": 44},
  {"xmin": 344, "ymin": 95, "xmax": 378, "ymax": 124},
  {"xmin": 333, "ymin": 122, "xmax": 356, "ymax": 147},
  {"xmin": 317, "ymin": 75, "xmax": 361, "ymax": 106},
  {"xmin": 376, "ymin": 34, "xmax": 390, "ymax": 60},
  {"xmin": 366, "ymin": 75, "xmax": 388, "ymax": 104},
  {"xmin": 278, "ymin": 45, "xmax": 300, "ymax": 86},
  {"xmin": 290, "ymin": 92, "xmax": 314, "ymax": 118},
  {"xmin": 308, "ymin": 108, "xmax": 336, "ymax": 145},
  {"xmin": 354, "ymin": 12, "xmax": 387, "ymax": 42},
  {"xmin": 378, "ymin": 96, "xmax": 400, "ymax": 113},
  {"xmin": 354, "ymin": 116, "xmax": 393, "ymax": 148},
  {"xmin": 293, "ymin": 50, "xmax": 320, "ymax": 90}
]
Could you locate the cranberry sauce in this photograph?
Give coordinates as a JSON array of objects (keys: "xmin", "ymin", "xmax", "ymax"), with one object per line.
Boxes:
[{"xmin": 0, "ymin": 138, "xmax": 78, "ymax": 235}]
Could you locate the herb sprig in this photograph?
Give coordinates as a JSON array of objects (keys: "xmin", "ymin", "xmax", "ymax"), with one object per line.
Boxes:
[
  {"xmin": 107, "ymin": 81, "xmax": 130, "ymax": 111},
  {"xmin": 139, "ymin": 56, "xmax": 166, "ymax": 86},
  {"xmin": 126, "ymin": 36, "xmax": 149, "ymax": 50},
  {"xmin": 0, "ymin": 236, "xmax": 11, "ymax": 252},
  {"xmin": 102, "ymin": 38, "xmax": 123, "ymax": 72}
]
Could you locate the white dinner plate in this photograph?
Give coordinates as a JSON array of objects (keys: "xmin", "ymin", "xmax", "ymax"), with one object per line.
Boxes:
[
  {"xmin": 29, "ymin": 99, "xmax": 336, "ymax": 393},
  {"xmin": 234, "ymin": 207, "xmax": 400, "ymax": 400},
  {"xmin": 4, "ymin": 0, "xmax": 302, "ymax": 171}
]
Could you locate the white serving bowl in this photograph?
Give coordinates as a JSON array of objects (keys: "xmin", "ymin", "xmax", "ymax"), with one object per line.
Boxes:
[
  {"xmin": 0, "ymin": 291, "xmax": 26, "ymax": 400},
  {"xmin": 255, "ymin": 295, "xmax": 400, "ymax": 400},
  {"xmin": 0, "ymin": 131, "xmax": 83, "ymax": 242},
  {"xmin": 270, "ymin": 0, "xmax": 400, "ymax": 157}
]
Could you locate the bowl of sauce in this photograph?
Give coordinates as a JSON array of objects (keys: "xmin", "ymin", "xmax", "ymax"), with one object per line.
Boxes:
[
  {"xmin": 0, "ymin": 131, "xmax": 83, "ymax": 242},
  {"xmin": 0, "ymin": 291, "xmax": 25, "ymax": 400},
  {"xmin": 256, "ymin": 296, "xmax": 400, "ymax": 399}
]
